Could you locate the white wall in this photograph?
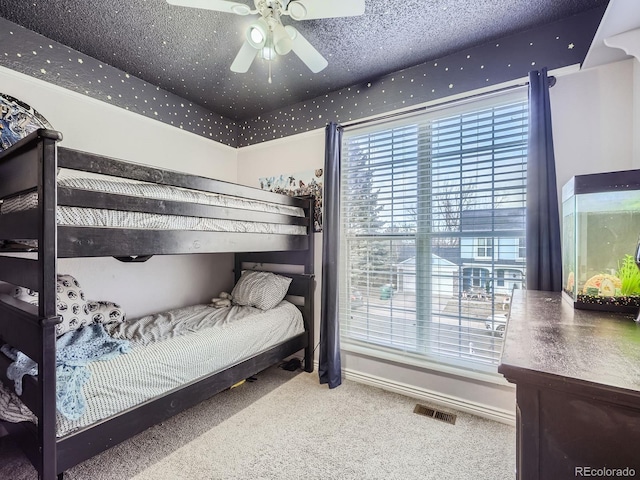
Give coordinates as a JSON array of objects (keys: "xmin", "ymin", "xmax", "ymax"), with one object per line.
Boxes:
[
  {"xmin": 236, "ymin": 130, "xmax": 326, "ymax": 350},
  {"xmin": 235, "ymin": 58, "xmax": 638, "ymax": 424},
  {"xmin": 0, "ymin": 67, "xmax": 238, "ymax": 177},
  {"xmin": 0, "ymin": 66, "xmax": 238, "ymax": 318},
  {"xmin": 552, "ymin": 58, "xmax": 635, "ymax": 194}
]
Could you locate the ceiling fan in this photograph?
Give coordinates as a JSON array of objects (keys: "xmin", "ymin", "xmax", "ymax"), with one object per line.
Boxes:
[{"xmin": 167, "ymin": 0, "xmax": 365, "ymax": 82}]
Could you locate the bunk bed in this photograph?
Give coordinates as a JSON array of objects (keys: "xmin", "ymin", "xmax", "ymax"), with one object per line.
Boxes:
[{"xmin": 0, "ymin": 129, "xmax": 315, "ymax": 480}]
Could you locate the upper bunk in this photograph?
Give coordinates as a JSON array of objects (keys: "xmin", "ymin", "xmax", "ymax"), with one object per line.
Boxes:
[{"xmin": 0, "ymin": 129, "xmax": 314, "ymax": 261}]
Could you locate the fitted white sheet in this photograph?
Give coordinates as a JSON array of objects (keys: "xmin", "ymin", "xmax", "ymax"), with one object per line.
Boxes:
[
  {"xmin": 55, "ymin": 301, "xmax": 304, "ymax": 437},
  {"xmin": 0, "ymin": 175, "xmax": 306, "ymax": 235}
]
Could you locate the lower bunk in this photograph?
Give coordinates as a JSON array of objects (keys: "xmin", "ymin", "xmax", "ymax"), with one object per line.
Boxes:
[{"xmin": 0, "ymin": 270, "xmax": 314, "ymax": 479}]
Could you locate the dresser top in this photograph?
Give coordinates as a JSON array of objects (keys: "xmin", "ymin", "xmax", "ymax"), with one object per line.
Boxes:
[{"xmin": 499, "ymin": 290, "xmax": 640, "ymax": 394}]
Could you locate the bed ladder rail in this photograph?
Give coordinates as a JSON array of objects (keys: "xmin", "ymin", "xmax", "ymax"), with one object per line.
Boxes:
[
  {"xmin": 0, "ymin": 293, "xmax": 44, "ymax": 361},
  {"xmin": 0, "ymin": 210, "xmax": 40, "ymax": 243},
  {"xmin": 0, "ymin": 256, "xmax": 41, "ymax": 290},
  {"xmin": 0, "ymin": 129, "xmax": 62, "ymax": 200},
  {"xmin": 0, "ymin": 128, "xmax": 63, "ymax": 480},
  {"xmin": 0, "ymin": 293, "xmax": 61, "ymax": 477},
  {"xmin": 288, "ymin": 273, "xmax": 315, "ymax": 373}
]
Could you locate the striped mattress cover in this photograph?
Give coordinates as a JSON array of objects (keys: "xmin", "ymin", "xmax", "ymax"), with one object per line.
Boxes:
[
  {"xmin": 0, "ymin": 174, "xmax": 306, "ymax": 235},
  {"xmin": 0, "ymin": 300, "xmax": 304, "ymax": 437}
]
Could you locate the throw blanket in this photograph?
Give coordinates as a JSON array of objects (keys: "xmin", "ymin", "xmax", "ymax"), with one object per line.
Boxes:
[{"xmin": 1, "ymin": 324, "xmax": 130, "ymax": 420}]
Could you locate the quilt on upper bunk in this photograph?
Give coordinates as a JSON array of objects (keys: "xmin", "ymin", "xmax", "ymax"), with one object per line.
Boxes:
[
  {"xmin": 0, "ymin": 175, "xmax": 307, "ymax": 235},
  {"xmin": 0, "ymin": 299, "xmax": 304, "ymax": 437}
]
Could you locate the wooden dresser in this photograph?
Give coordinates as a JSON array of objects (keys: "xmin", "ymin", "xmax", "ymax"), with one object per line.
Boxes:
[{"xmin": 499, "ymin": 290, "xmax": 640, "ymax": 480}]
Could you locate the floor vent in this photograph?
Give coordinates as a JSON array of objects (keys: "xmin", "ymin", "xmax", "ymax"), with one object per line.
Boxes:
[{"xmin": 414, "ymin": 404, "xmax": 457, "ymax": 425}]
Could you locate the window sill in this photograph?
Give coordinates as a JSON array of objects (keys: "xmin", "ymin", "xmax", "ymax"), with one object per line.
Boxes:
[{"xmin": 341, "ymin": 340, "xmax": 514, "ymax": 388}]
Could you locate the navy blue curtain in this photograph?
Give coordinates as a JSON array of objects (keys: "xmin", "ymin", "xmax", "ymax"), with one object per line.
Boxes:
[
  {"xmin": 319, "ymin": 122, "xmax": 342, "ymax": 388},
  {"xmin": 526, "ymin": 68, "xmax": 562, "ymax": 291}
]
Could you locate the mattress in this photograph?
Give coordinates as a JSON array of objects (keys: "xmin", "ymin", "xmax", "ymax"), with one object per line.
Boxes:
[
  {"xmin": 54, "ymin": 300, "xmax": 304, "ymax": 437},
  {"xmin": 0, "ymin": 175, "xmax": 306, "ymax": 235},
  {"xmin": 0, "ymin": 301, "xmax": 304, "ymax": 436}
]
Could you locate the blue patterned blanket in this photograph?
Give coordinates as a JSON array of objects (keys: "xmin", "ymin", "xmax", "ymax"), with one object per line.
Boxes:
[{"xmin": 1, "ymin": 323, "xmax": 130, "ymax": 420}]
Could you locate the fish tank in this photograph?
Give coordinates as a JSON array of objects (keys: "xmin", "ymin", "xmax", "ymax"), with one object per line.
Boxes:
[{"xmin": 562, "ymin": 169, "xmax": 640, "ymax": 313}]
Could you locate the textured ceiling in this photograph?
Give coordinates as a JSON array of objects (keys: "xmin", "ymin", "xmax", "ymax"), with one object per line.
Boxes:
[{"xmin": 0, "ymin": 0, "xmax": 609, "ymax": 121}]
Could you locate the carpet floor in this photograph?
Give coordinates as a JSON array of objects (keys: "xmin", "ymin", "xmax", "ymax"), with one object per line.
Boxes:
[{"xmin": 0, "ymin": 366, "xmax": 516, "ymax": 479}]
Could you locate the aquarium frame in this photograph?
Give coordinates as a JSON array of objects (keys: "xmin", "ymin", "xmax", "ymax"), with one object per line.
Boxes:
[
  {"xmin": 561, "ymin": 169, "xmax": 640, "ymax": 314},
  {"xmin": 562, "ymin": 169, "xmax": 640, "ymax": 202}
]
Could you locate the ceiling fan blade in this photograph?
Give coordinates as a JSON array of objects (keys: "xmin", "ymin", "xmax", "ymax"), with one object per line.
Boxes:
[
  {"xmin": 286, "ymin": 0, "xmax": 365, "ymax": 20},
  {"xmin": 166, "ymin": 0, "xmax": 252, "ymax": 15},
  {"xmin": 285, "ymin": 26, "xmax": 328, "ymax": 73},
  {"xmin": 230, "ymin": 40, "xmax": 260, "ymax": 73}
]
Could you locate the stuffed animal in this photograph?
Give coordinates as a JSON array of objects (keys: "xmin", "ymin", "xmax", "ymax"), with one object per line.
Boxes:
[{"xmin": 210, "ymin": 291, "xmax": 232, "ymax": 308}]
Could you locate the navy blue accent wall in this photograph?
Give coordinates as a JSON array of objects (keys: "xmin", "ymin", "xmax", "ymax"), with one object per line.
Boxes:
[
  {"xmin": 237, "ymin": 8, "xmax": 603, "ymax": 146},
  {"xmin": 0, "ymin": 19, "xmax": 238, "ymax": 147},
  {"xmin": 0, "ymin": 7, "xmax": 604, "ymax": 149}
]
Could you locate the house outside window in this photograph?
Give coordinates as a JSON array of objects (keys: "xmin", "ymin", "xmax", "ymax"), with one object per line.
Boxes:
[
  {"xmin": 340, "ymin": 89, "xmax": 528, "ymax": 372},
  {"xmin": 460, "ymin": 211, "xmax": 526, "ymax": 296}
]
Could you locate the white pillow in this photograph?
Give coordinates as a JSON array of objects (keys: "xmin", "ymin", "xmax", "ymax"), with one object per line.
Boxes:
[
  {"xmin": 13, "ymin": 274, "xmax": 97, "ymax": 336},
  {"xmin": 54, "ymin": 274, "xmax": 93, "ymax": 336},
  {"xmin": 231, "ymin": 271, "xmax": 292, "ymax": 311},
  {"xmin": 12, "ymin": 287, "xmax": 38, "ymax": 306},
  {"xmin": 86, "ymin": 300, "xmax": 126, "ymax": 325}
]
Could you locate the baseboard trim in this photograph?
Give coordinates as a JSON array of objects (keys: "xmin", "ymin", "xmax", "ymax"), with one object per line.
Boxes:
[{"xmin": 313, "ymin": 361, "xmax": 516, "ymax": 426}]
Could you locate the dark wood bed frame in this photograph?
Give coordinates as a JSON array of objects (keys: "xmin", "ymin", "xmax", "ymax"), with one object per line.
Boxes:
[{"xmin": 0, "ymin": 130, "xmax": 315, "ymax": 480}]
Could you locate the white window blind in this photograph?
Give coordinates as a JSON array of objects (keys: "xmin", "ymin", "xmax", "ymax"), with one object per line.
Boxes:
[{"xmin": 340, "ymin": 89, "xmax": 528, "ymax": 370}]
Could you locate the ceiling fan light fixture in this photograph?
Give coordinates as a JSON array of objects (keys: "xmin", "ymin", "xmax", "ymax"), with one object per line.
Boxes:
[
  {"xmin": 260, "ymin": 33, "xmax": 276, "ymax": 60},
  {"xmin": 262, "ymin": 45, "xmax": 276, "ymax": 61},
  {"xmin": 250, "ymin": 27, "xmax": 264, "ymax": 45},
  {"xmin": 260, "ymin": 36, "xmax": 276, "ymax": 85},
  {"xmin": 247, "ymin": 18, "xmax": 269, "ymax": 48},
  {"xmin": 272, "ymin": 23, "xmax": 292, "ymax": 55}
]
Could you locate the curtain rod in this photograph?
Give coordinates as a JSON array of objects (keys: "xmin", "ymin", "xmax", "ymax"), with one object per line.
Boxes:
[{"xmin": 342, "ymin": 77, "xmax": 554, "ymax": 130}]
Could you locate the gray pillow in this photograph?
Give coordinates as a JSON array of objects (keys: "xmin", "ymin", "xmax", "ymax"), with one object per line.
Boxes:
[{"xmin": 231, "ymin": 271, "xmax": 292, "ymax": 311}]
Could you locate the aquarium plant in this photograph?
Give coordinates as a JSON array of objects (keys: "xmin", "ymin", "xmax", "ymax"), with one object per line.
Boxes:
[{"xmin": 617, "ymin": 254, "xmax": 640, "ymax": 296}]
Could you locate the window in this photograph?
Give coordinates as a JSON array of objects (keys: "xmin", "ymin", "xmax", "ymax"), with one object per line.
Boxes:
[
  {"xmin": 475, "ymin": 238, "xmax": 493, "ymax": 258},
  {"xmin": 340, "ymin": 89, "xmax": 528, "ymax": 371},
  {"xmin": 518, "ymin": 237, "xmax": 526, "ymax": 260},
  {"xmin": 463, "ymin": 267, "xmax": 490, "ymax": 289}
]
